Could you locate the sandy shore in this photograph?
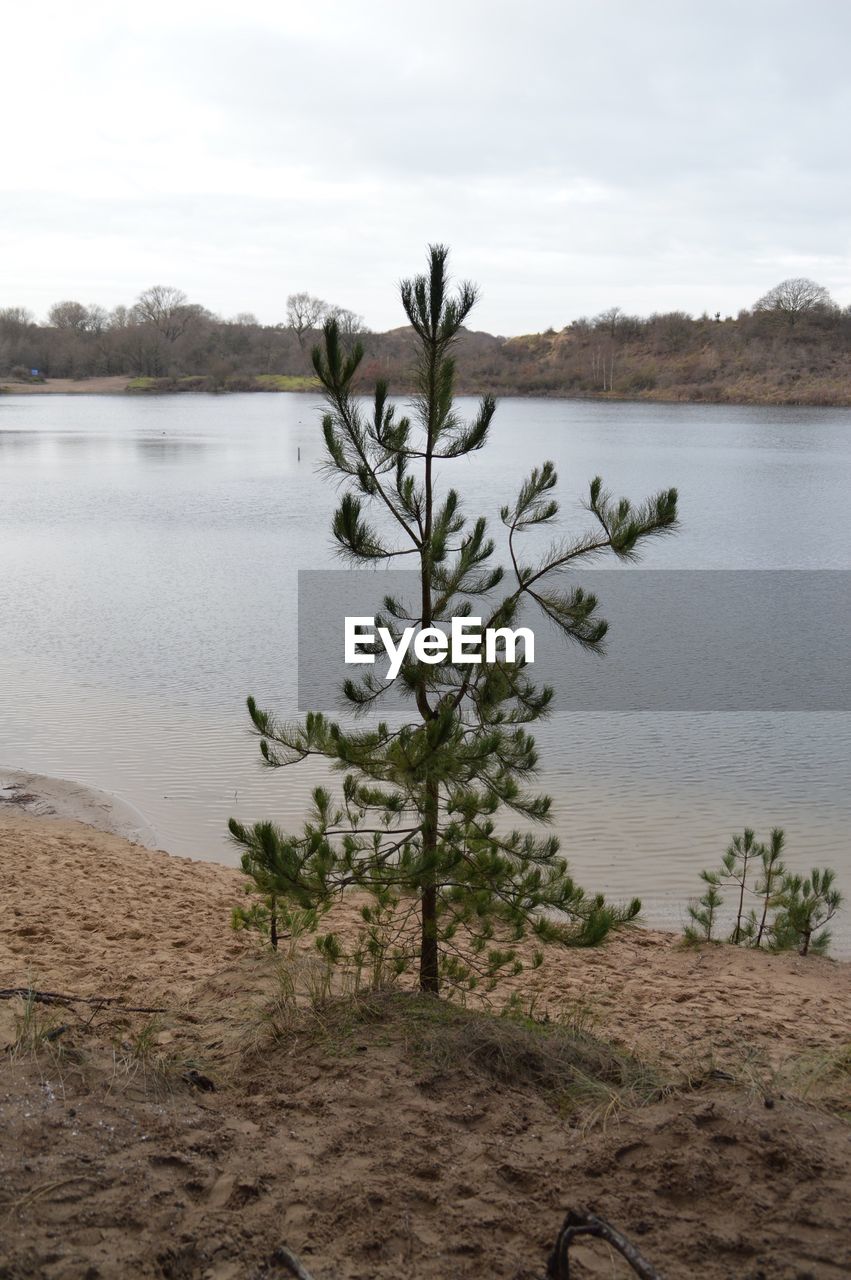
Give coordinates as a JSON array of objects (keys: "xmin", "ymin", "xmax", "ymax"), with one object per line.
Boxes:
[
  {"xmin": 1, "ymin": 798, "xmax": 849, "ymax": 1278},
  {"xmin": 0, "ymin": 768, "xmax": 159, "ymax": 848},
  {"xmin": 0, "ymin": 375, "xmax": 133, "ymax": 394},
  {"xmin": 1, "ymin": 801, "xmax": 847, "ymax": 1074}
]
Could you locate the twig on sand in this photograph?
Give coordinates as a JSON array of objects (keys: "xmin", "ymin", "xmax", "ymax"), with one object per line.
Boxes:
[
  {"xmin": 546, "ymin": 1209, "xmax": 663, "ymax": 1279},
  {"xmin": 269, "ymin": 1245, "xmax": 319, "ymax": 1280},
  {"xmin": 0, "ymin": 988, "xmax": 165, "ymax": 1014},
  {"xmin": 3, "ymin": 1176, "xmax": 100, "ymax": 1215}
]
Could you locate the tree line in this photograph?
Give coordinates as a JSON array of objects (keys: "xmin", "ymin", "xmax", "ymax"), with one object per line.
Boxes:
[
  {"xmin": 2, "ymin": 276, "xmax": 850, "ymax": 405},
  {"xmin": 0, "ymin": 285, "xmax": 367, "ymax": 384}
]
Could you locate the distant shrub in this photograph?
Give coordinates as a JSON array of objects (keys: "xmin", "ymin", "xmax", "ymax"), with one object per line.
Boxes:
[
  {"xmin": 690, "ymin": 383, "xmax": 725, "ymax": 402},
  {"xmin": 206, "ymin": 359, "xmax": 235, "ymax": 391},
  {"xmin": 622, "ymin": 366, "xmax": 658, "ymax": 392}
]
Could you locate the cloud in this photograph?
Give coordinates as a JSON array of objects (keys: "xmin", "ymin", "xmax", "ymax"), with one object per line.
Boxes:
[{"xmin": 2, "ymin": 0, "xmax": 849, "ymax": 330}]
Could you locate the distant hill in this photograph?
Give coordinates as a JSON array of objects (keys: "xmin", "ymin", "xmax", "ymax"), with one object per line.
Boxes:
[{"xmin": 3, "ymin": 286, "xmax": 850, "ymax": 405}]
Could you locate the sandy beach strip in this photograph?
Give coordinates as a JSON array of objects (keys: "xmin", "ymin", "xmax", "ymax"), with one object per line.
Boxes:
[
  {"xmin": 1, "ymin": 775, "xmax": 849, "ymax": 1280},
  {"xmin": 0, "ymin": 376, "xmax": 133, "ymax": 395},
  {"xmin": 0, "ymin": 778, "xmax": 847, "ymax": 1075},
  {"xmin": 0, "ymin": 768, "xmax": 159, "ymax": 848}
]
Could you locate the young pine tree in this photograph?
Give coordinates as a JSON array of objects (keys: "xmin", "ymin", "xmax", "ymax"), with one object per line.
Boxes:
[
  {"xmin": 686, "ymin": 828, "xmax": 769, "ymax": 945},
  {"xmin": 726, "ymin": 828, "xmax": 761, "ymax": 945},
  {"xmin": 773, "ymin": 868, "xmax": 843, "ymax": 956},
  {"xmin": 229, "ymin": 246, "xmax": 679, "ymax": 995},
  {"xmin": 684, "ymin": 827, "xmax": 842, "ymax": 956},
  {"xmin": 753, "ymin": 828, "xmax": 786, "ymax": 947},
  {"xmin": 684, "ymin": 870, "xmax": 724, "ymax": 943}
]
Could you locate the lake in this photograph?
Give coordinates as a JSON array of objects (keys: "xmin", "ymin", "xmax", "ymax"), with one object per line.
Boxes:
[{"xmin": 1, "ymin": 392, "xmax": 849, "ymax": 951}]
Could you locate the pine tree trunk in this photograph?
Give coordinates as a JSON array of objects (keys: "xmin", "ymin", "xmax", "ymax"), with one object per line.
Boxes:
[
  {"xmin": 420, "ymin": 885, "xmax": 439, "ymax": 993},
  {"xmin": 417, "ymin": 329, "xmax": 439, "ymax": 995},
  {"xmin": 733, "ymin": 859, "xmax": 748, "ymax": 944},
  {"xmin": 755, "ymin": 864, "xmax": 776, "ymax": 947},
  {"xmin": 419, "ymin": 782, "xmax": 440, "ymax": 994}
]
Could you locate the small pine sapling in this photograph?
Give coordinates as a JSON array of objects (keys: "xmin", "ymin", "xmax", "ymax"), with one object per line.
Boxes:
[
  {"xmin": 724, "ymin": 828, "xmax": 761, "ymax": 945},
  {"xmin": 684, "ymin": 827, "xmax": 843, "ymax": 957},
  {"xmin": 684, "ymin": 870, "xmax": 724, "ymax": 943},
  {"xmin": 231, "ymin": 818, "xmax": 329, "ymax": 951},
  {"xmin": 772, "ymin": 868, "xmax": 843, "ymax": 956},
  {"xmin": 753, "ymin": 828, "xmax": 786, "ymax": 947}
]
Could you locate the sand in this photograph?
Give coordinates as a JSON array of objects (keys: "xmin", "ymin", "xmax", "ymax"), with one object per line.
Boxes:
[
  {"xmin": 1, "ymin": 799, "xmax": 849, "ymax": 1278},
  {"xmin": 0, "ymin": 376, "xmax": 133, "ymax": 395},
  {"xmin": 0, "ymin": 799, "xmax": 846, "ymax": 1074},
  {"xmin": 0, "ymin": 770, "xmax": 159, "ymax": 849}
]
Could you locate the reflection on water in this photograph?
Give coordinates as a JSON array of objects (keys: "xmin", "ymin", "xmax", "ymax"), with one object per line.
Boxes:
[
  {"xmin": 0, "ymin": 392, "xmax": 849, "ymax": 951},
  {"xmin": 0, "ymin": 428, "xmax": 211, "ymax": 465},
  {"xmin": 133, "ymin": 436, "xmax": 211, "ymax": 461}
]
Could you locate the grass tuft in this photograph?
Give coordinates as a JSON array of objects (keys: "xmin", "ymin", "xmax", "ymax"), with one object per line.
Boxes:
[{"xmin": 249, "ymin": 984, "xmax": 670, "ymax": 1127}]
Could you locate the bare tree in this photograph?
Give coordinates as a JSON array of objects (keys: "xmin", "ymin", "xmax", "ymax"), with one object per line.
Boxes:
[
  {"xmin": 651, "ymin": 310, "xmax": 693, "ymax": 353},
  {"xmin": 48, "ymin": 300, "xmax": 90, "ymax": 332},
  {"xmin": 109, "ymin": 305, "xmax": 132, "ymax": 329},
  {"xmin": 754, "ymin": 277, "xmax": 833, "ymax": 326},
  {"xmin": 134, "ymin": 285, "xmax": 198, "ymax": 342},
  {"xmin": 85, "ymin": 304, "xmax": 109, "ymax": 336},
  {"xmin": 286, "ymin": 292, "xmax": 328, "ymax": 346},
  {"xmin": 0, "ymin": 307, "xmax": 34, "ymax": 336},
  {"xmin": 325, "ymin": 305, "xmax": 369, "ymax": 337},
  {"xmin": 590, "ymin": 343, "xmax": 615, "ymax": 390},
  {"xmin": 593, "ymin": 306, "xmax": 623, "ymax": 338},
  {"xmin": 0, "ymin": 307, "xmax": 35, "ymax": 372}
]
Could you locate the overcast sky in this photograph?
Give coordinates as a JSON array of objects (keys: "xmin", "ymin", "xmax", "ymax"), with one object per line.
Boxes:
[{"xmin": 2, "ymin": 0, "xmax": 849, "ymax": 334}]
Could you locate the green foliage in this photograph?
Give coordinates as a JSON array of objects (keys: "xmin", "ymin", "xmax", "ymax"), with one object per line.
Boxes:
[
  {"xmin": 253, "ymin": 373, "xmax": 319, "ymax": 391},
  {"xmin": 685, "ymin": 827, "xmax": 843, "ymax": 955},
  {"xmin": 753, "ymin": 827, "xmax": 787, "ymax": 947},
  {"xmin": 772, "ymin": 867, "xmax": 843, "ymax": 956},
  {"xmin": 231, "ymin": 246, "xmax": 678, "ymax": 994},
  {"xmin": 231, "ymin": 881, "xmax": 327, "ymax": 953},
  {"xmin": 683, "ymin": 871, "xmax": 723, "ymax": 944}
]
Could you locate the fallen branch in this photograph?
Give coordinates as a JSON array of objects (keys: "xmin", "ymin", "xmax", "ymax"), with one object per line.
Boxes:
[
  {"xmin": 0, "ymin": 988, "xmax": 165, "ymax": 1014},
  {"xmin": 547, "ymin": 1209, "xmax": 663, "ymax": 1279},
  {"xmin": 269, "ymin": 1246, "xmax": 318, "ymax": 1280}
]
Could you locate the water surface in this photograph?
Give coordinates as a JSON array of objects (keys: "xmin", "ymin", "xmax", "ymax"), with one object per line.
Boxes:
[{"xmin": 1, "ymin": 393, "xmax": 848, "ymax": 949}]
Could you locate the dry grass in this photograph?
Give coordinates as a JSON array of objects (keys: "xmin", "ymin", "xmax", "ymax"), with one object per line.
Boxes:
[
  {"xmin": 106, "ymin": 1016, "xmax": 177, "ymax": 1098},
  {"xmin": 737, "ymin": 1041, "xmax": 851, "ymax": 1116},
  {"xmin": 7, "ymin": 989, "xmax": 63, "ymax": 1058},
  {"xmin": 252, "ymin": 982, "xmax": 673, "ymax": 1131},
  {"xmin": 3, "ymin": 989, "xmax": 188, "ymax": 1104}
]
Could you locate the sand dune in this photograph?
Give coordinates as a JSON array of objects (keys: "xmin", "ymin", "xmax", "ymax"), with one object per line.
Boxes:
[
  {"xmin": 1, "ymin": 805, "xmax": 847, "ymax": 1073},
  {"xmin": 1, "ymin": 803, "xmax": 849, "ymax": 1278}
]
